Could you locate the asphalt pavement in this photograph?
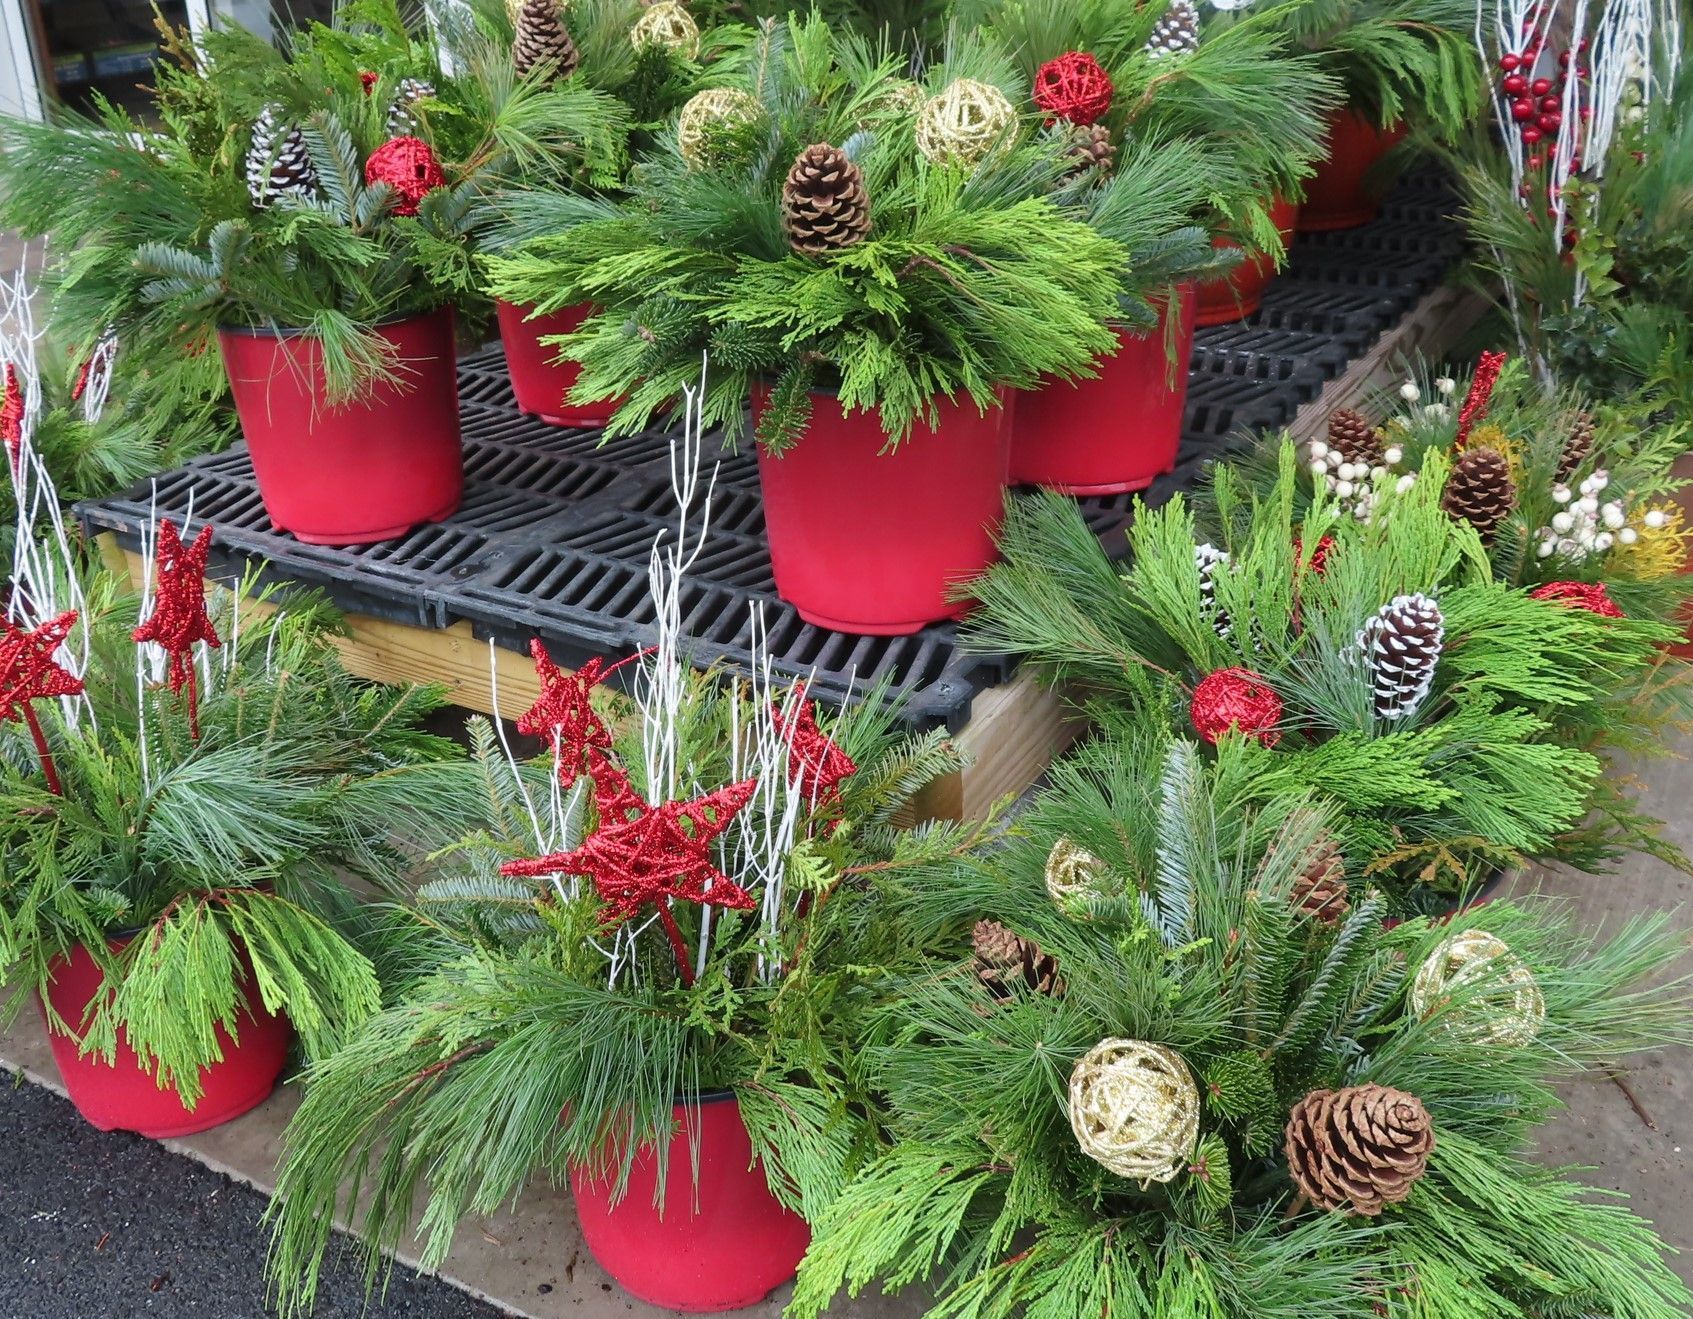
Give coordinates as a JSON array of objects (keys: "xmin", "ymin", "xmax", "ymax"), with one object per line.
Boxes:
[{"xmin": 0, "ymin": 1071, "xmax": 502, "ymax": 1318}]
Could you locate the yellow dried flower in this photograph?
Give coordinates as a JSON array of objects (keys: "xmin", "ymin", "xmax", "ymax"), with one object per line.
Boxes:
[{"xmin": 1612, "ymin": 503, "xmax": 1690, "ymax": 581}]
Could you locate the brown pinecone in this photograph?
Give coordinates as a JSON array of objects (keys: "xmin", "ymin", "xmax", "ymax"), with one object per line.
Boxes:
[
  {"xmin": 1441, "ymin": 448, "xmax": 1516, "ymax": 541},
  {"xmin": 1357, "ymin": 593, "xmax": 1443, "ymax": 722},
  {"xmin": 1284, "ymin": 1084, "xmax": 1434, "ymax": 1216},
  {"xmin": 1327, "ymin": 407, "xmax": 1387, "ymax": 471},
  {"xmin": 972, "ymin": 919, "xmax": 1064, "ymax": 998},
  {"xmin": 1062, "ymin": 123, "xmax": 1115, "ymax": 180},
  {"xmin": 1291, "ymin": 840, "xmax": 1349, "ymax": 923},
  {"xmin": 513, "ymin": 0, "xmax": 578, "ymax": 79},
  {"xmin": 1555, "ymin": 412, "xmax": 1594, "ymax": 483},
  {"xmin": 782, "ymin": 143, "xmax": 872, "ymax": 256},
  {"xmin": 387, "ymin": 76, "xmax": 437, "ymax": 136}
]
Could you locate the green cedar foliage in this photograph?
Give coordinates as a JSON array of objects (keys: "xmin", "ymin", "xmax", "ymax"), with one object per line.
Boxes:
[
  {"xmin": 964, "ymin": 445, "xmax": 1681, "ymax": 897},
  {"xmin": 0, "ymin": 570, "xmax": 482, "ymax": 1105},
  {"xmin": 483, "ymin": 14, "xmax": 1128, "ymax": 447},
  {"xmin": 264, "ymin": 669, "xmax": 987, "ymax": 1314},
  {"xmin": 791, "ymin": 738, "xmax": 1693, "ymax": 1319}
]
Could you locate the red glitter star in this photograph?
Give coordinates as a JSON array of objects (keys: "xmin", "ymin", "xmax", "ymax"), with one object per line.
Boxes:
[
  {"xmin": 771, "ymin": 692, "xmax": 857, "ymax": 810},
  {"xmin": 517, "ymin": 641, "xmax": 614, "ymax": 788},
  {"xmin": 0, "ymin": 610, "xmax": 85, "ymax": 794},
  {"xmin": 1455, "ymin": 350, "xmax": 1507, "ymax": 445},
  {"xmin": 133, "ymin": 521, "xmax": 220, "ymax": 739},
  {"xmin": 1, "ymin": 364, "xmax": 24, "ymax": 470},
  {"xmin": 1531, "ymin": 580, "xmax": 1624, "ymax": 617},
  {"xmin": 501, "ymin": 777, "xmax": 758, "ymax": 985}
]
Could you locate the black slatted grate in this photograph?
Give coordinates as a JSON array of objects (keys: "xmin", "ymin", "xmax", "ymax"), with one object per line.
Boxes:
[{"xmin": 76, "ymin": 179, "xmax": 1463, "ymax": 730}]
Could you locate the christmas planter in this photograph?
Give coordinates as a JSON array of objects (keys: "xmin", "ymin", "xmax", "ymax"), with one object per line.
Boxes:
[
  {"xmin": 218, "ymin": 307, "xmax": 463, "ymax": 546},
  {"xmin": 1009, "ymin": 284, "xmax": 1197, "ymax": 496},
  {"xmin": 752, "ymin": 386, "xmax": 1011, "ymax": 635},
  {"xmin": 39, "ymin": 938, "xmax": 292, "ymax": 1138},
  {"xmin": 570, "ymin": 1092, "xmax": 811, "ymax": 1312},
  {"xmin": 1298, "ymin": 110, "xmax": 1407, "ymax": 233},
  {"xmin": 495, "ymin": 300, "xmax": 622, "ymax": 428},
  {"xmin": 1194, "ymin": 198, "xmax": 1299, "ymax": 327}
]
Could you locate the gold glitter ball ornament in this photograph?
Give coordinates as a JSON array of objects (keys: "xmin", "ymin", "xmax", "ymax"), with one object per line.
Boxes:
[
  {"xmin": 1068, "ymin": 1039, "xmax": 1200, "ymax": 1184},
  {"xmin": 676, "ymin": 87, "xmax": 762, "ymax": 170},
  {"xmin": 1409, "ymin": 929, "xmax": 1545, "ymax": 1046},
  {"xmin": 1045, "ymin": 836, "xmax": 1112, "ymax": 912},
  {"xmin": 630, "ymin": 0, "xmax": 700, "ymax": 59},
  {"xmin": 916, "ymin": 78, "xmax": 1017, "ymax": 167}
]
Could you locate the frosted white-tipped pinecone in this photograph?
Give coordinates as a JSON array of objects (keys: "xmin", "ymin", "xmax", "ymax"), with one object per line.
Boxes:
[
  {"xmin": 1145, "ymin": 0, "xmax": 1200, "ymax": 59},
  {"xmin": 1195, "ymin": 542, "xmax": 1232, "ymax": 638},
  {"xmin": 1356, "ymin": 593, "xmax": 1444, "ymax": 722},
  {"xmin": 387, "ymin": 77, "xmax": 437, "ymax": 135},
  {"xmin": 245, "ymin": 107, "xmax": 318, "ymax": 207}
]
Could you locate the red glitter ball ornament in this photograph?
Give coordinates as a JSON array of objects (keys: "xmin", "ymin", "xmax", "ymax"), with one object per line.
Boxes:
[
  {"xmin": 1190, "ymin": 667, "xmax": 1283, "ymax": 747},
  {"xmin": 1032, "ymin": 51, "xmax": 1115, "ymax": 126},
  {"xmin": 1531, "ymin": 580, "xmax": 1624, "ymax": 617},
  {"xmin": 132, "ymin": 519, "xmax": 221, "ymax": 698},
  {"xmin": 364, "ymin": 136, "xmax": 446, "ymax": 217}
]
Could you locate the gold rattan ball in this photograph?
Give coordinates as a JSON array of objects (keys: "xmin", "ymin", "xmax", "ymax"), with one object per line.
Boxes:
[
  {"xmin": 916, "ymin": 78, "xmax": 1016, "ymax": 167},
  {"xmin": 630, "ymin": 0, "xmax": 700, "ymax": 59},
  {"xmin": 676, "ymin": 87, "xmax": 761, "ymax": 170},
  {"xmin": 1409, "ymin": 928, "xmax": 1545, "ymax": 1047},
  {"xmin": 1045, "ymin": 836, "xmax": 1112, "ymax": 913},
  {"xmin": 1068, "ymin": 1039, "xmax": 1199, "ymax": 1185}
]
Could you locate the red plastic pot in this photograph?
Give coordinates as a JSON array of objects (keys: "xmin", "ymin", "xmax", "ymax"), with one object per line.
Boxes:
[
  {"xmin": 218, "ymin": 307, "xmax": 463, "ymax": 546},
  {"xmin": 1299, "ymin": 110, "xmax": 1408, "ymax": 233},
  {"xmin": 495, "ymin": 300, "xmax": 621, "ymax": 428},
  {"xmin": 38, "ymin": 937, "xmax": 292, "ymax": 1138},
  {"xmin": 753, "ymin": 385, "xmax": 1010, "ymax": 635},
  {"xmin": 570, "ymin": 1093, "xmax": 811, "ymax": 1312},
  {"xmin": 1195, "ymin": 197, "xmax": 1299, "ymax": 327},
  {"xmin": 1009, "ymin": 285, "xmax": 1197, "ymax": 496}
]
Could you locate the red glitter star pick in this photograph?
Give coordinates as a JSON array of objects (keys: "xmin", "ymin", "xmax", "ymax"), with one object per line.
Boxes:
[
  {"xmin": 133, "ymin": 520, "xmax": 221, "ymax": 695},
  {"xmin": 1530, "ymin": 580, "xmax": 1624, "ymax": 617},
  {"xmin": 1, "ymin": 363, "xmax": 24, "ymax": 470},
  {"xmin": 517, "ymin": 641, "xmax": 615, "ymax": 788},
  {"xmin": 0, "ymin": 609, "xmax": 85, "ymax": 795},
  {"xmin": 1455, "ymin": 350, "xmax": 1507, "ymax": 445},
  {"xmin": 500, "ymin": 777, "xmax": 759, "ymax": 985},
  {"xmin": 0, "ymin": 610, "xmax": 84, "ymax": 723},
  {"xmin": 771, "ymin": 693, "xmax": 857, "ymax": 809}
]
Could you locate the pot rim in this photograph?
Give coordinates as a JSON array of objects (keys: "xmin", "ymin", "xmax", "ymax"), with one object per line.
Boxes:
[{"xmin": 217, "ymin": 306, "xmax": 451, "ymax": 340}]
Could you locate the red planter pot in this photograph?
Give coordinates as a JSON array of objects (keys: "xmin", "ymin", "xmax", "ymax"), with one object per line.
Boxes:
[
  {"xmin": 1009, "ymin": 285, "xmax": 1197, "ymax": 496},
  {"xmin": 38, "ymin": 938, "xmax": 292, "ymax": 1138},
  {"xmin": 753, "ymin": 386, "xmax": 1010, "ymax": 635},
  {"xmin": 1299, "ymin": 110, "xmax": 1408, "ymax": 233},
  {"xmin": 1195, "ymin": 197, "xmax": 1299, "ymax": 327},
  {"xmin": 218, "ymin": 307, "xmax": 464, "ymax": 546},
  {"xmin": 570, "ymin": 1093, "xmax": 811, "ymax": 1312},
  {"xmin": 495, "ymin": 300, "xmax": 621, "ymax": 428}
]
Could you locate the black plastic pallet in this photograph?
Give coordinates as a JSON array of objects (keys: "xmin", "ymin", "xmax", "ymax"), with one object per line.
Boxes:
[{"xmin": 77, "ymin": 179, "xmax": 1463, "ymax": 733}]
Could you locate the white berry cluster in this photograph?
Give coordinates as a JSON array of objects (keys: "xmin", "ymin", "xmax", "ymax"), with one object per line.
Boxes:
[
  {"xmin": 1305, "ymin": 439, "xmax": 1415, "ymax": 522},
  {"xmin": 1532, "ymin": 469, "xmax": 1660, "ymax": 561}
]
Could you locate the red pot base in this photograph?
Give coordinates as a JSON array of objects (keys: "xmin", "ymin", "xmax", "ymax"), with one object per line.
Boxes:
[
  {"xmin": 277, "ymin": 494, "xmax": 461, "ymax": 546},
  {"xmin": 40, "ymin": 941, "xmax": 292, "ymax": 1138}
]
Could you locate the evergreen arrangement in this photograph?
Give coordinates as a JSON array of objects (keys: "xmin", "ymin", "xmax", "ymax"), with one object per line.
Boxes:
[
  {"xmin": 263, "ymin": 427, "xmax": 986, "ymax": 1309},
  {"xmin": 0, "ymin": 547, "xmax": 476, "ymax": 1104},
  {"xmin": 484, "ymin": 14, "xmax": 1131, "ymax": 446},
  {"xmin": 0, "ymin": 0, "xmax": 620, "ymax": 399},
  {"xmin": 964, "ymin": 445, "xmax": 1684, "ymax": 900},
  {"xmin": 791, "ymin": 736, "xmax": 1693, "ymax": 1319}
]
